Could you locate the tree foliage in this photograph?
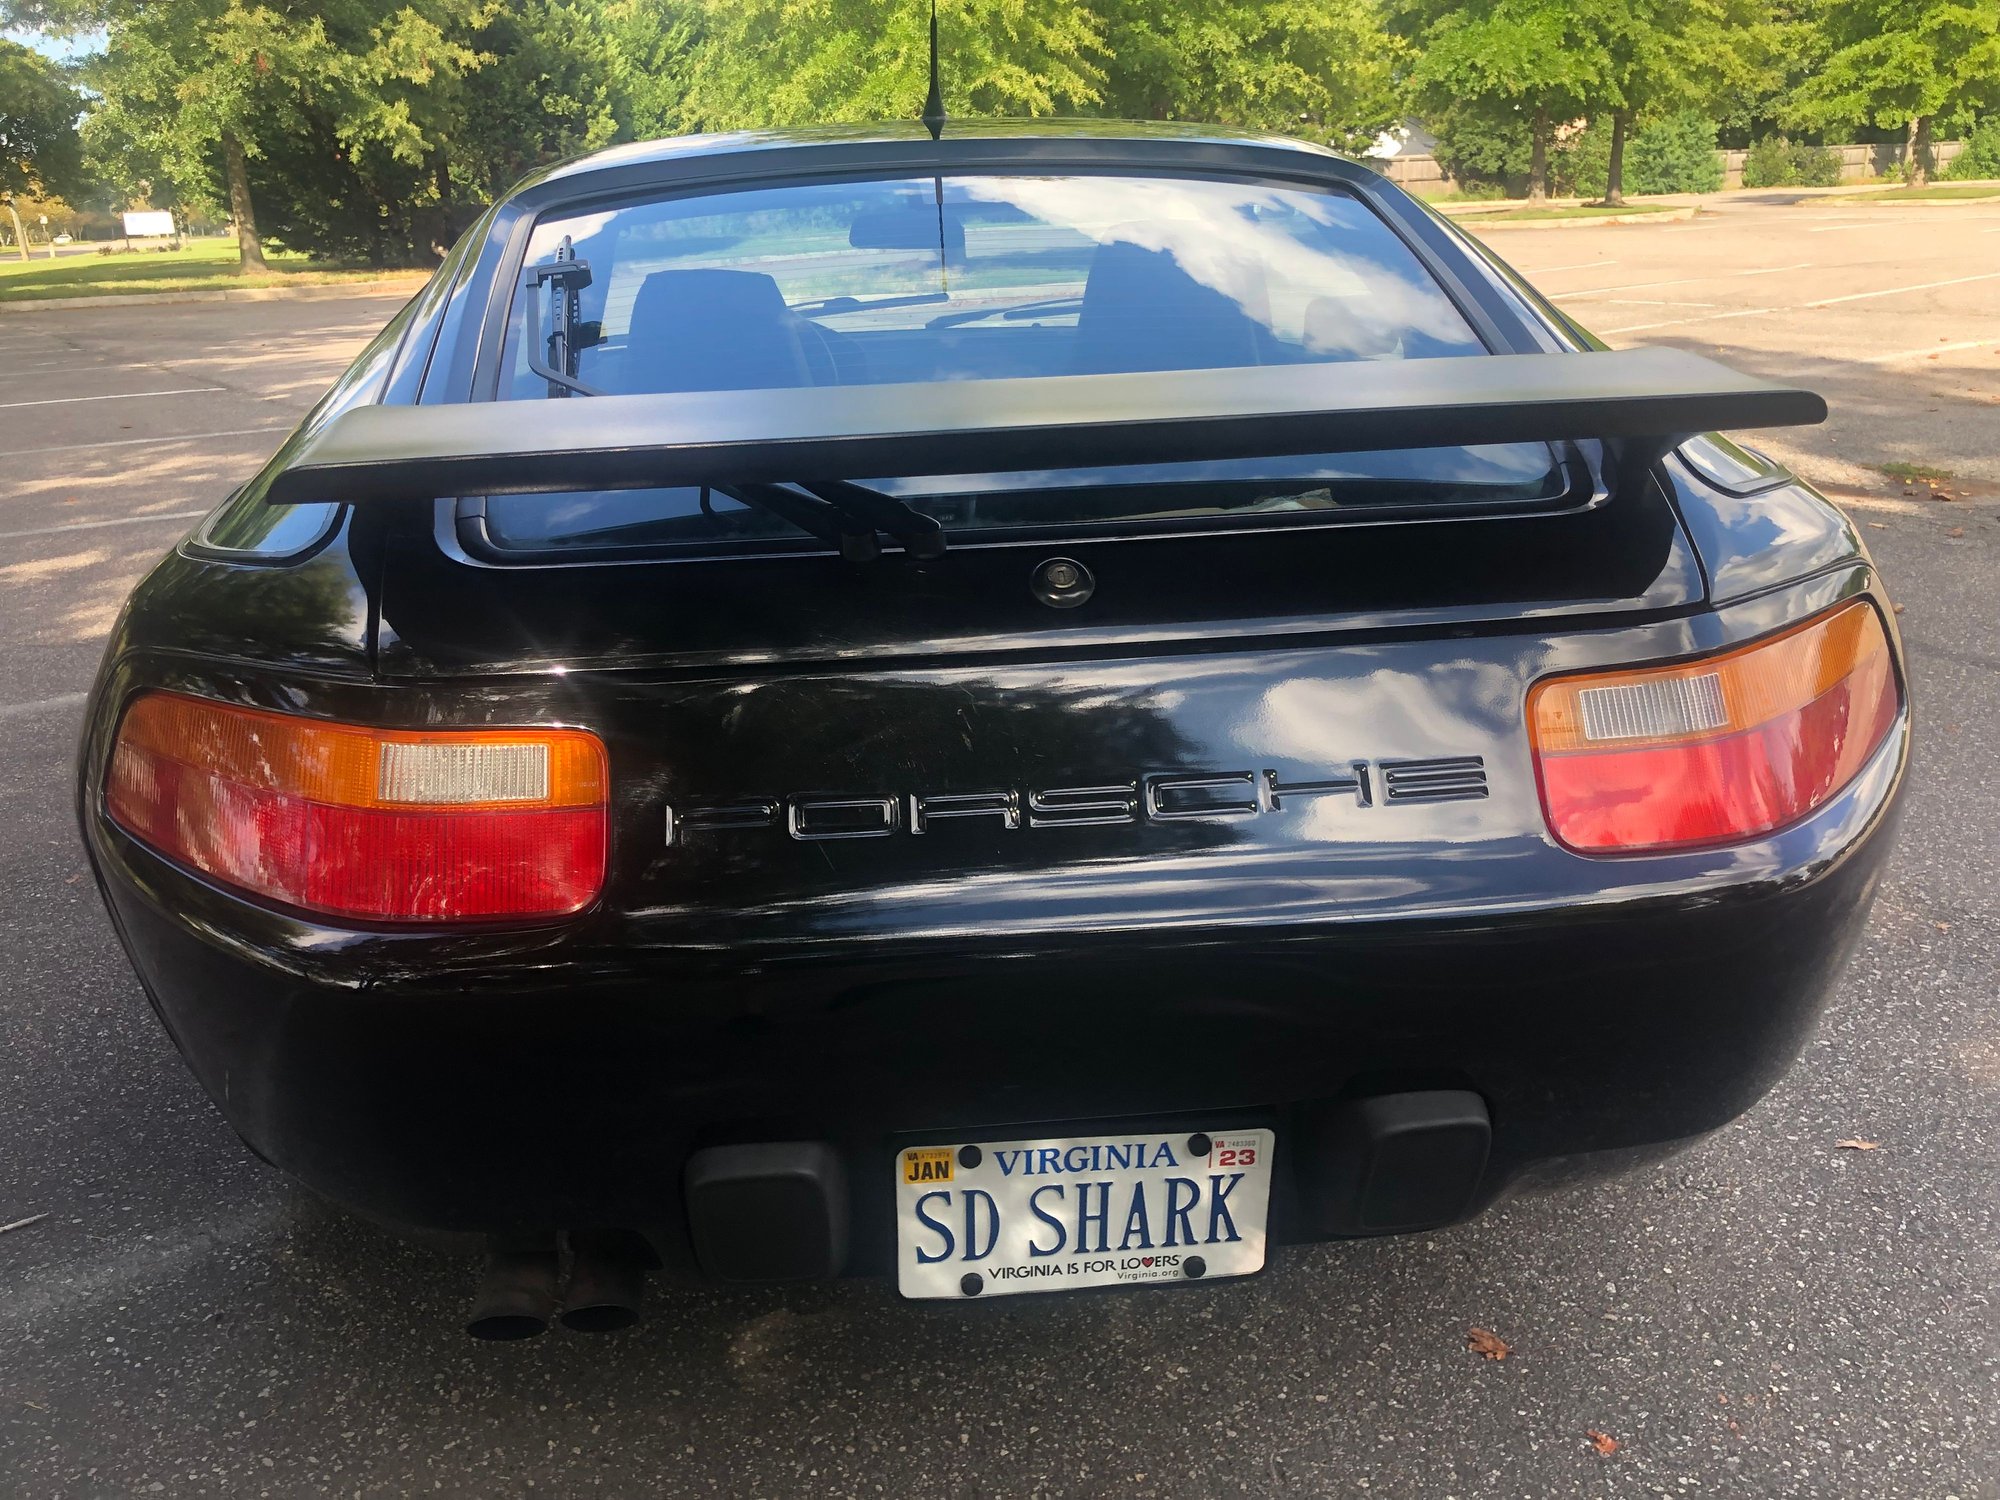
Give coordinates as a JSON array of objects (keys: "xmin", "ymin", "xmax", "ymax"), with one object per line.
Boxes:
[
  {"xmin": 677, "ymin": 0, "xmax": 1108, "ymax": 131},
  {"xmin": 0, "ymin": 35, "xmax": 87, "ymax": 199},
  {"xmin": 1394, "ymin": 0, "xmax": 1614, "ymax": 199},
  {"xmin": 7, "ymin": 0, "xmax": 1995, "ymax": 256},
  {"xmin": 1095, "ymin": 0, "xmax": 1401, "ymax": 151},
  {"xmin": 1944, "ymin": 115, "xmax": 2000, "ymax": 179},
  {"xmin": 1789, "ymin": 0, "xmax": 2000, "ymax": 181}
]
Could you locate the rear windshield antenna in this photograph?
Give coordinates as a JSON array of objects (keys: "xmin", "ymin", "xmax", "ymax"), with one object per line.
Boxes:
[{"xmin": 921, "ymin": 0, "xmax": 946, "ymax": 141}]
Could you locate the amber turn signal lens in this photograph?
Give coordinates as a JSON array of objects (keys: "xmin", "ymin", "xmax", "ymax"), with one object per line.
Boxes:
[
  {"xmin": 1529, "ymin": 601, "xmax": 1898, "ymax": 854},
  {"xmin": 105, "ymin": 692, "xmax": 608, "ymax": 922}
]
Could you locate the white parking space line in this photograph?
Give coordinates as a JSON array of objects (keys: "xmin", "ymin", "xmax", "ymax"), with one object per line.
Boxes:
[
  {"xmin": 1803, "ymin": 270, "xmax": 2000, "ymax": 307},
  {"xmin": 1598, "ymin": 306, "xmax": 1784, "ymax": 335},
  {"xmin": 1516, "ymin": 260, "xmax": 1616, "ymax": 275},
  {"xmin": 10, "ymin": 426, "xmax": 290, "ymax": 459},
  {"xmin": 1806, "ymin": 223, "xmax": 1883, "ymax": 233},
  {"xmin": 0, "ymin": 510, "xmax": 207, "ymax": 543},
  {"xmin": 0, "ymin": 385, "xmax": 225, "ymax": 411},
  {"xmin": 1605, "ymin": 298, "xmax": 1717, "ymax": 307},
  {"xmin": 1600, "ymin": 268, "xmax": 2000, "ymax": 335},
  {"xmin": 0, "ymin": 691, "xmax": 88, "ymax": 722},
  {"xmin": 1856, "ymin": 339, "xmax": 1999, "ymax": 365},
  {"xmin": 1553, "ymin": 262, "xmax": 1810, "ymax": 300}
]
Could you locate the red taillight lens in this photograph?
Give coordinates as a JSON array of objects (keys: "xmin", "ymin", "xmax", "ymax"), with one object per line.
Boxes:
[
  {"xmin": 1529, "ymin": 601, "xmax": 1899, "ymax": 855},
  {"xmin": 105, "ymin": 692, "xmax": 608, "ymax": 922}
]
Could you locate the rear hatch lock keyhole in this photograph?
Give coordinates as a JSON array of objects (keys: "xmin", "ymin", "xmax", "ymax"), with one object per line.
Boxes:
[{"xmin": 1031, "ymin": 557, "xmax": 1095, "ymax": 609}]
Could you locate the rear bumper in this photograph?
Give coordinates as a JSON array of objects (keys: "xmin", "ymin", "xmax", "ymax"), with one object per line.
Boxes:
[{"xmin": 86, "ymin": 721, "xmax": 1905, "ymax": 1278}]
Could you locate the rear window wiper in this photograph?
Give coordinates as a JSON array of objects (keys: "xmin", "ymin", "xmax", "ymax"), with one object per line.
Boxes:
[{"xmin": 717, "ymin": 481, "xmax": 946, "ymax": 562}]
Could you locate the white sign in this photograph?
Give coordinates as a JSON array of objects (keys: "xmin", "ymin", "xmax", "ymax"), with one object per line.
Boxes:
[{"xmin": 122, "ymin": 210, "xmax": 176, "ymax": 238}]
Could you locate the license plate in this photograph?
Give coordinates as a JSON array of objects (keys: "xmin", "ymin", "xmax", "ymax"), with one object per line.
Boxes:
[{"xmin": 894, "ymin": 1128, "xmax": 1274, "ymax": 1299}]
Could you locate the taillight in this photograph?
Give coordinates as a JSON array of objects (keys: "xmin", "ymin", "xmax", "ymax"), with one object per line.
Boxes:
[
  {"xmin": 1529, "ymin": 600, "xmax": 1898, "ymax": 855},
  {"xmin": 104, "ymin": 692, "xmax": 608, "ymax": 922}
]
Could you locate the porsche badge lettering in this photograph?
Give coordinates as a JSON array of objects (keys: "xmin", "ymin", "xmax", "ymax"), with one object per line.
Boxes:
[{"xmin": 664, "ymin": 759, "xmax": 1486, "ymax": 847}]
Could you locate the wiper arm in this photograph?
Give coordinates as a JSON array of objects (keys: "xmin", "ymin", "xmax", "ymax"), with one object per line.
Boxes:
[
  {"xmin": 714, "ymin": 480, "xmax": 945, "ymax": 562},
  {"xmin": 798, "ymin": 479, "xmax": 946, "ymax": 559},
  {"xmin": 717, "ymin": 483, "xmax": 882, "ymax": 562}
]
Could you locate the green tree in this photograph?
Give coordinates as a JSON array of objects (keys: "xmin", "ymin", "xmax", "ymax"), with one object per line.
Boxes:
[
  {"xmin": 601, "ymin": 0, "xmax": 706, "ymax": 140},
  {"xmin": 52, "ymin": 0, "xmax": 630, "ymax": 267},
  {"xmin": 0, "ymin": 37, "xmax": 87, "ymax": 259},
  {"xmin": 677, "ymin": 0, "xmax": 1108, "ymax": 131},
  {"xmin": 1394, "ymin": 0, "xmax": 1614, "ymax": 202},
  {"xmin": 1790, "ymin": 0, "xmax": 2000, "ymax": 185},
  {"xmin": 76, "ymin": 1, "xmax": 339, "ymax": 271},
  {"xmin": 1094, "ymin": 0, "xmax": 1402, "ymax": 151}
]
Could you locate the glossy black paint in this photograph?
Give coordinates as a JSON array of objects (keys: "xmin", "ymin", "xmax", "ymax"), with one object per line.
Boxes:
[
  {"xmin": 264, "ymin": 349, "xmax": 1824, "ymax": 507},
  {"xmin": 77, "ymin": 123, "xmax": 1908, "ymax": 1271}
]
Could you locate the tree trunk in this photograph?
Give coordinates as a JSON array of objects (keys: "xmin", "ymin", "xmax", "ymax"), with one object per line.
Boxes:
[
  {"xmin": 1907, "ymin": 115, "xmax": 1933, "ymax": 187},
  {"xmin": 1528, "ymin": 110, "xmax": 1550, "ymax": 204},
  {"xmin": 221, "ymin": 130, "xmax": 267, "ymax": 273},
  {"xmin": 4, "ymin": 196, "xmax": 28, "ymax": 262},
  {"xmin": 424, "ymin": 147, "xmax": 454, "ymax": 261},
  {"xmin": 1605, "ymin": 110, "xmax": 1629, "ymax": 205}
]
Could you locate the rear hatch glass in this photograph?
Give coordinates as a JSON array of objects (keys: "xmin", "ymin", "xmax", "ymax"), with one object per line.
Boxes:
[{"xmin": 473, "ymin": 172, "xmax": 1577, "ymax": 557}]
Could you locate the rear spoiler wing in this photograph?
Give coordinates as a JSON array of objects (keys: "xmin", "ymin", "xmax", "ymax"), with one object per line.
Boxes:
[{"xmin": 262, "ymin": 348, "xmax": 1825, "ymax": 507}]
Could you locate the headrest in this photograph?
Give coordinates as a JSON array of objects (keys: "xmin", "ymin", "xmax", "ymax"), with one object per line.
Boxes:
[
  {"xmin": 625, "ymin": 269, "xmax": 813, "ymax": 392},
  {"xmin": 1073, "ymin": 237, "xmax": 1269, "ymax": 375}
]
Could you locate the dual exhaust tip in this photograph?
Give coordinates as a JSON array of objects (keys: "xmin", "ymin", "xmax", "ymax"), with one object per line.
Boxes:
[{"xmin": 467, "ymin": 1231, "xmax": 651, "ymax": 1341}]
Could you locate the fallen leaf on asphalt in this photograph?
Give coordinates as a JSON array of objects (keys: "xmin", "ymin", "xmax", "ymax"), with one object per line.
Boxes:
[
  {"xmin": 1867, "ymin": 521, "xmax": 1887, "ymax": 529},
  {"xmin": 1893, "ymin": 603, "xmax": 1907, "ymax": 614},
  {"xmin": 1465, "ymin": 1327, "xmax": 1510, "ymax": 1361},
  {"xmin": 1835, "ymin": 1139, "xmax": 1881, "ymax": 1151},
  {"xmin": 1586, "ymin": 1429, "xmax": 1620, "ymax": 1455},
  {"xmin": 1935, "ymin": 921, "xmax": 1951, "ymax": 934},
  {"xmin": 1946, "ymin": 527, "xmax": 1965, "ymax": 538}
]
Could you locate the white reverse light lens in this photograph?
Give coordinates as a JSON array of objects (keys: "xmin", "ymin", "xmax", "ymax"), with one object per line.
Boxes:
[
  {"xmin": 377, "ymin": 742, "xmax": 550, "ymax": 804},
  {"xmin": 1576, "ymin": 672, "xmax": 1727, "ymax": 743}
]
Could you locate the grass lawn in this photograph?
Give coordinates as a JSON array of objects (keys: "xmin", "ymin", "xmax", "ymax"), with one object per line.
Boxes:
[
  {"xmin": 0, "ymin": 236, "xmax": 427, "ymax": 302},
  {"xmin": 1843, "ymin": 183, "xmax": 2000, "ymax": 203},
  {"xmin": 1461, "ymin": 201, "xmax": 1684, "ymax": 222}
]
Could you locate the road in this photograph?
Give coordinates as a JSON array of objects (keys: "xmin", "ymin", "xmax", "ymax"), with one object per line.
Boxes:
[{"xmin": 2, "ymin": 198, "xmax": 1996, "ymax": 1498}]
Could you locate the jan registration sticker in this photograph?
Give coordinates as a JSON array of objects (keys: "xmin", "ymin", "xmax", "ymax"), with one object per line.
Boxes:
[
  {"xmin": 902, "ymin": 1146, "xmax": 955, "ymax": 1185},
  {"xmin": 894, "ymin": 1129, "xmax": 1274, "ymax": 1299}
]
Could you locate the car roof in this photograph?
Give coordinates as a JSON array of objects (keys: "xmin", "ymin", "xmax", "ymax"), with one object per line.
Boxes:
[{"xmin": 533, "ymin": 118, "xmax": 1355, "ymax": 188}]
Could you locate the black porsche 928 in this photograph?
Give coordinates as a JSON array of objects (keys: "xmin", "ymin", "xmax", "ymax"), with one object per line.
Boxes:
[{"xmin": 77, "ymin": 123, "xmax": 1907, "ymax": 1335}]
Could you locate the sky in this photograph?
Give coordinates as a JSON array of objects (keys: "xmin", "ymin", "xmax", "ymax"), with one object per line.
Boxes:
[{"xmin": 4, "ymin": 26, "xmax": 105, "ymax": 61}]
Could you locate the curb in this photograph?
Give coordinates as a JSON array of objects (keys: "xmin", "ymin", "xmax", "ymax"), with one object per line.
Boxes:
[
  {"xmin": 1838, "ymin": 192, "xmax": 2000, "ymax": 206},
  {"xmin": 0, "ymin": 276, "xmax": 428, "ymax": 314},
  {"xmin": 1455, "ymin": 205, "xmax": 1701, "ymax": 231}
]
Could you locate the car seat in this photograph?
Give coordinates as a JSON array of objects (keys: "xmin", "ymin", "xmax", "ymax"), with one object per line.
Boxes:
[
  {"xmin": 1071, "ymin": 238, "xmax": 1269, "ymax": 375},
  {"xmin": 621, "ymin": 269, "xmax": 815, "ymax": 392}
]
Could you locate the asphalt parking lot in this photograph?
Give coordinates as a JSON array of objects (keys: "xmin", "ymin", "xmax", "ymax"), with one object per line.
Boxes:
[{"xmin": 1, "ymin": 197, "xmax": 1995, "ymax": 1498}]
